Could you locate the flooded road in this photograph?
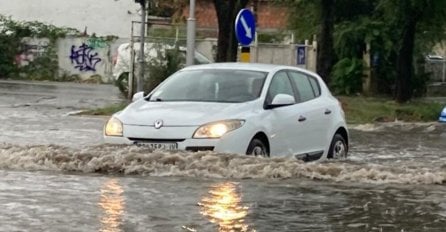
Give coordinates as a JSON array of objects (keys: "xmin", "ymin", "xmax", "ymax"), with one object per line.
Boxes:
[{"xmin": 0, "ymin": 80, "xmax": 445, "ymax": 231}]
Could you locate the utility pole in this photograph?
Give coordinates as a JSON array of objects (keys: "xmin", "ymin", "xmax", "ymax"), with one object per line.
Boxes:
[
  {"xmin": 135, "ymin": 0, "xmax": 147, "ymax": 92},
  {"xmin": 186, "ymin": 0, "xmax": 196, "ymax": 66}
]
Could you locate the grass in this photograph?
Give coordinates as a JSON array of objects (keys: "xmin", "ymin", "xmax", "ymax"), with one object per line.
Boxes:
[
  {"xmin": 77, "ymin": 97, "xmax": 445, "ymax": 124},
  {"xmin": 338, "ymin": 96, "xmax": 444, "ymax": 124},
  {"xmin": 77, "ymin": 102, "xmax": 128, "ymax": 116}
]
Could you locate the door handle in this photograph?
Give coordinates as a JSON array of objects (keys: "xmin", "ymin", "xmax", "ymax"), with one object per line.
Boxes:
[
  {"xmin": 324, "ymin": 109, "xmax": 332, "ymax": 115},
  {"xmin": 298, "ymin": 115, "xmax": 306, "ymax": 122}
]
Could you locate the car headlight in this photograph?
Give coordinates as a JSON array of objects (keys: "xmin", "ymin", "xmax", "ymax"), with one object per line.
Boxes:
[
  {"xmin": 193, "ymin": 120, "xmax": 245, "ymax": 139},
  {"xmin": 105, "ymin": 117, "xmax": 123, "ymax": 137}
]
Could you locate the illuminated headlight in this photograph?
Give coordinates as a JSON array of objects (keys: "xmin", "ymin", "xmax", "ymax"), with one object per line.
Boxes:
[
  {"xmin": 193, "ymin": 120, "xmax": 245, "ymax": 138},
  {"xmin": 105, "ymin": 117, "xmax": 123, "ymax": 137}
]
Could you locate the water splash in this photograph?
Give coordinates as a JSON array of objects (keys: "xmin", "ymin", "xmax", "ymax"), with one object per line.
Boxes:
[{"xmin": 0, "ymin": 144, "xmax": 444, "ymax": 185}]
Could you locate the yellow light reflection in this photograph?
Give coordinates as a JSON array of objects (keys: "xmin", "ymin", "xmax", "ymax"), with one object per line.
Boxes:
[
  {"xmin": 199, "ymin": 182, "xmax": 254, "ymax": 232},
  {"xmin": 98, "ymin": 179, "xmax": 125, "ymax": 232}
]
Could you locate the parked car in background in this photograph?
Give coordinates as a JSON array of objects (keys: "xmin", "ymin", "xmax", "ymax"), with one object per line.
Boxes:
[
  {"xmin": 439, "ymin": 106, "xmax": 446, "ymax": 122},
  {"xmin": 113, "ymin": 42, "xmax": 211, "ymax": 96},
  {"xmin": 104, "ymin": 63, "xmax": 349, "ymax": 161}
]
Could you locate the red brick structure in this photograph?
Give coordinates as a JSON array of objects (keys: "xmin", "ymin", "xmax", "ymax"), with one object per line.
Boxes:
[{"xmin": 183, "ymin": 1, "xmax": 289, "ymax": 31}]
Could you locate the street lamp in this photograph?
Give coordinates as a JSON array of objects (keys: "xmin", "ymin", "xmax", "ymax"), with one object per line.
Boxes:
[{"xmin": 186, "ymin": 0, "xmax": 196, "ymax": 66}]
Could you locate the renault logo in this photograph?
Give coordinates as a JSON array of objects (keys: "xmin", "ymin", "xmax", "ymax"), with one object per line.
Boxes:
[{"xmin": 154, "ymin": 119, "xmax": 163, "ymax": 129}]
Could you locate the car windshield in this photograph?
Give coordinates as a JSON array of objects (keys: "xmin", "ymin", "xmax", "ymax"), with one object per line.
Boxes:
[{"xmin": 148, "ymin": 69, "xmax": 267, "ymax": 103}]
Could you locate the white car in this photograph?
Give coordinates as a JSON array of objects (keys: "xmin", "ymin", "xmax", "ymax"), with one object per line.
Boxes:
[
  {"xmin": 104, "ymin": 63, "xmax": 349, "ymax": 160},
  {"xmin": 113, "ymin": 42, "xmax": 211, "ymax": 81}
]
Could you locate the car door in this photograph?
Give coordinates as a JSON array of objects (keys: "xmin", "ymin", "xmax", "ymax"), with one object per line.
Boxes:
[
  {"xmin": 287, "ymin": 70, "xmax": 332, "ymax": 155},
  {"xmin": 263, "ymin": 71, "xmax": 311, "ymax": 156}
]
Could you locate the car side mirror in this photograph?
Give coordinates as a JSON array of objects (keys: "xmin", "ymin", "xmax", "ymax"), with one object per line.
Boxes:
[
  {"xmin": 132, "ymin": 91, "xmax": 145, "ymax": 102},
  {"xmin": 267, "ymin": 94, "xmax": 295, "ymax": 109}
]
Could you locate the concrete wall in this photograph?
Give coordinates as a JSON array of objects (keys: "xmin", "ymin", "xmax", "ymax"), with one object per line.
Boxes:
[
  {"xmin": 57, "ymin": 37, "xmax": 115, "ymax": 82},
  {"xmin": 249, "ymin": 43, "xmax": 317, "ymax": 72},
  {"xmin": 18, "ymin": 37, "xmax": 315, "ymax": 83},
  {"xmin": 0, "ymin": 0, "xmax": 141, "ymax": 37}
]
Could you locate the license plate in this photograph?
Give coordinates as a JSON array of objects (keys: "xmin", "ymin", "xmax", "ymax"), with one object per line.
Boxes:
[{"xmin": 135, "ymin": 142, "xmax": 178, "ymax": 150}]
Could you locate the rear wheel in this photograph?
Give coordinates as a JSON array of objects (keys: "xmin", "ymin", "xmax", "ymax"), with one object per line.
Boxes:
[
  {"xmin": 328, "ymin": 134, "xmax": 347, "ymax": 159},
  {"xmin": 246, "ymin": 138, "xmax": 269, "ymax": 157}
]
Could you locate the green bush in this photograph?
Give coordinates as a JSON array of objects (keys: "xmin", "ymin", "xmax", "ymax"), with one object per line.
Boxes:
[
  {"xmin": 115, "ymin": 44, "xmax": 184, "ymax": 97},
  {"xmin": 331, "ymin": 58, "xmax": 364, "ymax": 95},
  {"xmin": 0, "ymin": 15, "xmax": 79, "ymax": 79}
]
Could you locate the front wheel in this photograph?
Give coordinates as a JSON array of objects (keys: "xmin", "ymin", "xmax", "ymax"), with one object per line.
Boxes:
[
  {"xmin": 328, "ymin": 134, "xmax": 348, "ymax": 159},
  {"xmin": 246, "ymin": 138, "xmax": 269, "ymax": 157}
]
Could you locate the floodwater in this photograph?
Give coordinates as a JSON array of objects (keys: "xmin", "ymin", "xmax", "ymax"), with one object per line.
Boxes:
[{"xmin": 0, "ymin": 80, "xmax": 445, "ymax": 231}]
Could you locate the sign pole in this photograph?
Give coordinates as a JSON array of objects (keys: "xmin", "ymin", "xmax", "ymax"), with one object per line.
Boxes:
[
  {"xmin": 186, "ymin": 0, "xmax": 196, "ymax": 66},
  {"xmin": 137, "ymin": 0, "xmax": 146, "ymax": 92},
  {"xmin": 240, "ymin": 46, "xmax": 250, "ymax": 63}
]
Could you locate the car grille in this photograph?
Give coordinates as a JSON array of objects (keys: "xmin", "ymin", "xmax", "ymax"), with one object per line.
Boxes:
[
  {"xmin": 185, "ymin": 146, "xmax": 215, "ymax": 152},
  {"xmin": 128, "ymin": 138, "xmax": 186, "ymax": 143}
]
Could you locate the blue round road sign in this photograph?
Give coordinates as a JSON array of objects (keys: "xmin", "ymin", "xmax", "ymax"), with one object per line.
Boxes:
[{"xmin": 235, "ymin": 9, "xmax": 256, "ymax": 46}]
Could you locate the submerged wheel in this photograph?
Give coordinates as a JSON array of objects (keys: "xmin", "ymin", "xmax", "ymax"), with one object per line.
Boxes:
[
  {"xmin": 246, "ymin": 138, "xmax": 269, "ymax": 157},
  {"xmin": 328, "ymin": 134, "xmax": 348, "ymax": 159}
]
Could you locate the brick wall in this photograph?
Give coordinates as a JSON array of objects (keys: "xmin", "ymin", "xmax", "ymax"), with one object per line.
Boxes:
[{"xmin": 183, "ymin": 1, "xmax": 288, "ymax": 30}]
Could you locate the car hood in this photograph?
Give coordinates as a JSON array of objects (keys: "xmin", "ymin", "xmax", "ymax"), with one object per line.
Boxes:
[{"xmin": 118, "ymin": 100, "xmax": 258, "ymax": 126}]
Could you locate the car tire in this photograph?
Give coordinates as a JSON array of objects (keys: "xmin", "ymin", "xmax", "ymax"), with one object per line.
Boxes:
[
  {"xmin": 246, "ymin": 138, "xmax": 269, "ymax": 157},
  {"xmin": 328, "ymin": 134, "xmax": 348, "ymax": 159},
  {"xmin": 116, "ymin": 72, "xmax": 129, "ymax": 97}
]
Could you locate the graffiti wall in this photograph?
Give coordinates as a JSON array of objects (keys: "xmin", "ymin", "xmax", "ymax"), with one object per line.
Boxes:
[{"xmin": 57, "ymin": 37, "xmax": 113, "ymax": 82}]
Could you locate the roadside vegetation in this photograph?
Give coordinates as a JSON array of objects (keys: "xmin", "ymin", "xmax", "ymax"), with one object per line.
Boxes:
[
  {"xmin": 0, "ymin": 15, "xmax": 80, "ymax": 80},
  {"xmin": 77, "ymin": 102, "xmax": 128, "ymax": 116},
  {"xmin": 286, "ymin": 0, "xmax": 446, "ymax": 104},
  {"xmin": 338, "ymin": 96, "xmax": 443, "ymax": 124},
  {"xmin": 79, "ymin": 96, "xmax": 444, "ymax": 124}
]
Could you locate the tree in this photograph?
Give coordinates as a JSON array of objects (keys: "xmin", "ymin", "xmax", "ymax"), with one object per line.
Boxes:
[
  {"xmin": 213, "ymin": 0, "xmax": 249, "ymax": 62},
  {"xmin": 380, "ymin": 0, "xmax": 446, "ymax": 103},
  {"xmin": 285, "ymin": 0, "xmax": 335, "ymax": 82},
  {"xmin": 316, "ymin": 0, "xmax": 336, "ymax": 83},
  {"xmin": 287, "ymin": 0, "xmax": 376, "ymax": 84}
]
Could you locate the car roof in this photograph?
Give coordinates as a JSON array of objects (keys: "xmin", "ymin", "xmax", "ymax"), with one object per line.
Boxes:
[{"xmin": 182, "ymin": 62, "xmax": 307, "ymax": 73}]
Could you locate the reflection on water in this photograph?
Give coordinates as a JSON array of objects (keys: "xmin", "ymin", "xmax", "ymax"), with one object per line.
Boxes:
[
  {"xmin": 98, "ymin": 179, "xmax": 125, "ymax": 232},
  {"xmin": 199, "ymin": 182, "xmax": 253, "ymax": 232}
]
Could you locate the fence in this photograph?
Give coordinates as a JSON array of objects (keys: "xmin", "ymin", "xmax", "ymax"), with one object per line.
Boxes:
[{"xmin": 16, "ymin": 35, "xmax": 318, "ymax": 87}]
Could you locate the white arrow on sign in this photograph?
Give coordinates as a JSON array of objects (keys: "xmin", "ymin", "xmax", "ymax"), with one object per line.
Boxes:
[{"xmin": 240, "ymin": 15, "xmax": 252, "ymax": 39}]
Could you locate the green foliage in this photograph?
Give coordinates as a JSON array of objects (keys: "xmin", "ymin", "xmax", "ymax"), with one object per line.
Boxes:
[
  {"xmin": 18, "ymin": 46, "xmax": 59, "ymax": 81},
  {"xmin": 77, "ymin": 102, "xmax": 128, "ymax": 116},
  {"xmin": 331, "ymin": 58, "xmax": 363, "ymax": 95},
  {"xmin": 0, "ymin": 15, "xmax": 78, "ymax": 41},
  {"xmin": 115, "ymin": 43, "xmax": 186, "ymax": 98},
  {"xmin": 338, "ymin": 96, "xmax": 444, "ymax": 124},
  {"xmin": 257, "ymin": 31, "xmax": 290, "ymax": 43},
  {"xmin": 0, "ymin": 15, "xmax": 80, "ymax": 79},
  {"xmin": 283, "ymin": 0, "xmax": 320, "ymax": 42},
  {"xmin": 143, "ymin": 45, "xmax": 183, "ymax": 93},
  {"xmin": 286, "ymin": 0, "xmax": 446, "ymax": 100},
  {"xmin": 0, "ymin": 34, "xmax": 19, "ymax": 78}
]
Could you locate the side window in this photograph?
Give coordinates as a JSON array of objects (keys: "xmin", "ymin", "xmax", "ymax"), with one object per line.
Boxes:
[
  {"xmin": 266, "ymin": 71, "xmax": 295, "ymax": 104},
  {"xmin": 288, "ymin": 71, "xmax": 316, "ymax": 102},
  {"xmin": 308, "ymin": 76, "xmax": 321, "ymax": 97}
]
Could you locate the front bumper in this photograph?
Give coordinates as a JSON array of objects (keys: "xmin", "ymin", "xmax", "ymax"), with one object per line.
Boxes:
[{"xmin": 104, "ymin": 124, "xmax": 252, "ymax": 154}]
